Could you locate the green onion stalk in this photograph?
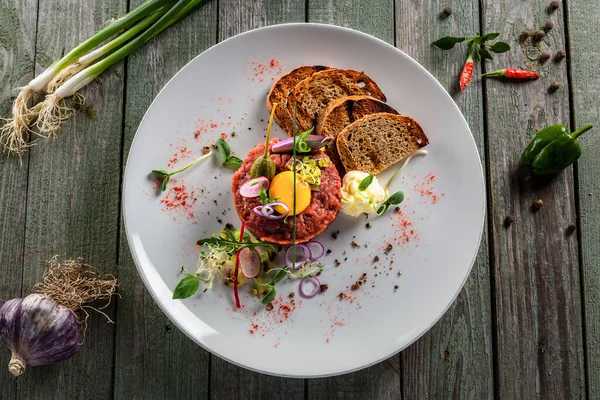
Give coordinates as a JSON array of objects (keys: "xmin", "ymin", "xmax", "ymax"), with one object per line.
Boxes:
[
  {"xmin": 0, "ymin": 0, "xmax": 176, "ymax": 155},
  {"xmin": 35, "ymin": 0, "xmax": 206, "ymax": 138}
]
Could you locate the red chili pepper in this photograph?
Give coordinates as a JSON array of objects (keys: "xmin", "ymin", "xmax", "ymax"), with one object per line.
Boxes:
[
  {"xmin": 481, "ymin": 68, "xmax": 540, "ymax": 79},
  {"xmin": 459, "ymin": 56, "xmax": 475, "ymax": 90},
  {"xmin": 233, "ymin": 221, "xmax": 246, "ymax": 308}
]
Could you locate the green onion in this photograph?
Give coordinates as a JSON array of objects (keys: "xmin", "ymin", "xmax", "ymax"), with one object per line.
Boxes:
[
  {"xmin": 0, "ymin": 0, "xmax": 176, "ymax": 155},
  {"xmin": 35, "ymin": 0, "xmax": 206, "ymax": 137}
]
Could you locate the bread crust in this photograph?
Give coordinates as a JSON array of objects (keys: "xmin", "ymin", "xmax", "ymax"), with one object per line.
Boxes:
[
  {"xmin": 336, "ymin": 113, "xmax": 429, "ymax": 174},
  {"xmin": 286, "ymin": 69, "xmax": 386, "ymax": 135},
  {"xmin": 266, "ymin": 65, "xmax": 329, "ymax": 135}
]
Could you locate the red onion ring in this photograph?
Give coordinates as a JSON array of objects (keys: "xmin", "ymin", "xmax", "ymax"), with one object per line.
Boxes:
[
  {"xmin": 252, "ymin": 202, "xmax": 289, "ymax": 220},
  {"xmin": 299, "ymin": 276, "xmax": 321, "ymax": 298},
  {"xmin": 285, "ymin": 244, "xmax": 311, "ymax": 269},
  {"xmin": 304, "ymin": 240, "xmax": 324, "ymax": 260}
]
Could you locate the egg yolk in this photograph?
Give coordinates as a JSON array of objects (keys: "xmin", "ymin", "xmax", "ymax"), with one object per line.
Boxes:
[{"xmin": 269, "ymin": 171, "xmax": 311, "ymax": 215}]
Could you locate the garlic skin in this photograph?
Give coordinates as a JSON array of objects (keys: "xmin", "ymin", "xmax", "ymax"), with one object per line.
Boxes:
[{"xmin": 0, "ymin": 294, "xmax": 81, "ymax": 377}]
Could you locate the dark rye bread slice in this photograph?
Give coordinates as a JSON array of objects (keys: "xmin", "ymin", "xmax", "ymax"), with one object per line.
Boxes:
[
  {"xmin": 267, "ymin": 65, "xmax": 329, "ymax": 135},
  {"xmin": 316, "ymin": 95, "xmax": 399, "ymax": 173},
  {"xmin": 336, "ymin": 113, "xmax": 429, "ymax": 174},
  {"xmin": 286, "ymin": 69, "xmax": 386, "ymax": 134}
]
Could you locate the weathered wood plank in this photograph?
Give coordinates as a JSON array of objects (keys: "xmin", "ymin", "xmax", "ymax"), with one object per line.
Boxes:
[
  {"xmin": 17, "ymin": 1, "xmax": 125, "ymax": 398},
  {"xmin": 566, "ymin": 0, "xmax": 600, "ymax": 396},
  {"xmin": 0, "ymin": 0, "xmax": 36, "ymax": 398},
  {"xmin": 481, "ymin": 0, "xmax": 585, "ymax": 397},
  {"xmin": 210, "ymin": 1, "xmax": 306, "ymax": 397},
  {"xmin": 307, "ymin": 1, "xmax": 400, "ymax": 398},
  {"xmin": 112, "ymin": 1, "xmax": 217, "ymax": 399},
  {"xmin": 395, "ymin": 0, "xmax": 494, "ymax": 398}
]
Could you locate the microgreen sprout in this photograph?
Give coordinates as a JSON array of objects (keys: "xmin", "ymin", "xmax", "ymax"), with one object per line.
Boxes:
[
  {"xmin": 215, "ymin": 138, "xmax": 243, "ymax": 170},
  {"xmin": 376, "ymin": 191, "xmax": 404, "ymax": 216},
  {"xmin": 152, "ymin": 150, "xmax": 213, "ymax": 191}
]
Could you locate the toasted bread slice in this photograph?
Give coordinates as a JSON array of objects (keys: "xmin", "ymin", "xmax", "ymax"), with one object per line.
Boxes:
[
  {"xmin": 286, "ymin": 69, "xmax": 386, "ymax": 134},
  {"xmin": 267, "ymin": 65, "xmax": 329, "ymax": 135},
  {"xmin": 336, "ymin": 113, "xmax": 428, "ymax": 174},
  {"xmin": 316, "ymin": 96, "xmax": 399, "ymax": 173}
]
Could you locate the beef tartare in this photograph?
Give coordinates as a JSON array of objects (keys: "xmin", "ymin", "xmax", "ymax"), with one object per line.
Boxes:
[{"xmin": 232, "ymin": 138, "xmax": 342, "ymax": 244}]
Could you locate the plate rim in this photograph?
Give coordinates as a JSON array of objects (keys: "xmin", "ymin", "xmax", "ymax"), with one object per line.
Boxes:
[{"xmin": 122, "ymin": 22, "xmax": 486, "ymax": 378}]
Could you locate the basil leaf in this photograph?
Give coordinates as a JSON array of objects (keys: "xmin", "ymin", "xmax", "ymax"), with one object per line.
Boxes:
[
  {"xmin": 432, "ymin": 36, "xmax": 465, "ymax": 50},
  {"xmin": 173, "ymin": 276, "xmax": 200, "ymax": 299},
  {"xmin": 388, "ymin": 191, "xmax": 404, "ymax": 205},
  {"xmin": 262, "ymin": 287, "xmax": 276, "ymax": 304},
  {"xmin": 223, "ymin": 156, "xmax": 243, "ymax": 170},
  {"xmin": 215, "ymin": 138, "xmax": 230, "ymax": 165},
  {"xmin": 160, "ymin": 175, "xmax": 170, "ymax": 192},
  {"xmin": 358, "ymin": 174, "xmax": 374, "ymax": 191},
  {"xmin": 479, "ymin": 47, "xmax": 493, "ymax": 60},
  {"xmin": 483, "ymin": 32, "xmax": 500, "ymax": 41},
  {"xmin": 490, "ymin": 41, "xmax": 510, "ymax": 53}
]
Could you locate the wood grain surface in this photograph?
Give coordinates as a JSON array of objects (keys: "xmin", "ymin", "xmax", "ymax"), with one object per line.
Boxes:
[
  {"xmin": 0, "ymin": 1, "xmax": 36, "ymax": 398},
  {"xmin": 481, "ymin": 0, "xmax": 585, "ymax": 398},
  {"xmin": 395, "ymin": 0, "xmax": 494, "ymax": 398},
  {"xmin": 567, "ymin": 0, "xmax": 600, "ymax": 397},
  {"xmin": 0, "ymin": 0, "xmax": 597, "ymax": 398},
  {"xmin": 16, "ymin": 0, "xmax": 125, "ymax": 399}
]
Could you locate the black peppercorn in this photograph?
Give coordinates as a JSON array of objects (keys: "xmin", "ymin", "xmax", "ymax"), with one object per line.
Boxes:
[
  {"xmin": 520, "ymin": 30, "xmax": 530, "ymax": 41},
  {"xmin": 533, "ymin": 199, "xmax": 544, "ymax": 209},
  {"xmin": 504, "ymin": 216, "xmax": 515, "ymax": 227},
  {"xmin": 554, "ymin": 50, "xmax": 566, "ymax": 61},
  {"xmin": 549, "ymin": 82, "xmax": 560, "ymax": 92},
  {"xmin": 533, "ymin": 30, "xmax": 546, "ymax": 41},
  {"xmin": 442, "ymin": 7, "xmax": 452, "ymax": 17},
  {"xmin": 549, "ymin": 1, "xmax": 560, "ymax": 12},
  {"xmin": 543, "ymin": 21, "xmax": 554, "ymax": 32},
  {"xmin": 539, "ymin": 51, "xmax": 551, "ymax": 63}
]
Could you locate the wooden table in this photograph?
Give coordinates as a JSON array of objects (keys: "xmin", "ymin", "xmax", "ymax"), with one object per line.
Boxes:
[{"xmin": 1, "ymin": 0, "xmax": 597, "ymax": 398}]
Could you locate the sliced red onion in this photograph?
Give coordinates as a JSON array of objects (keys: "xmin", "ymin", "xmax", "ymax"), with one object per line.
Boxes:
[
  {"xmin": 240, "ymin": 177, "xmax": 270, "ymax": 198},
  {"xmin": 271, "ymin": 135, "xmax": 334, "ymax": 153},
  {"xmin": 285, "ymin": 244, "xmax": 311, "ymax": 269},
  {"xmin": 304, "ymin": 240, "xmax": 324, "ymax": 260},
  {"xmin": 252, "ymin": 202, "xmax": 289, "ymax": 220},
  {"xmin": 299, "ymin": 276, "xmax": 321, "ymax": 298},
  {"xmin": 239, "ymin": 248, "xmax": 261, "ymax": 279}
]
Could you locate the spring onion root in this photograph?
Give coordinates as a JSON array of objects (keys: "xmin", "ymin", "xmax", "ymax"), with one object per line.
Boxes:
[{"xmin": 0, "ymin": 87, "xmax": 36, "ymax": 155}]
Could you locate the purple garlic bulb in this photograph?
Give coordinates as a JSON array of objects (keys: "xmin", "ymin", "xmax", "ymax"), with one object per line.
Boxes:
[{"xmin": 0, "ymin": 294, "xmax": 81, "ymax": 376}]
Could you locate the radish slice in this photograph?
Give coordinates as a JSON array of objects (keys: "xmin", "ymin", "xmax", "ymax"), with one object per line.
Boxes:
[
  {"xmin": 285, "ymin": 244, "xmax": 311, "ymax": 269},
  {"xmin": 305, "ymin": 241, "xmax": 324, "ymax": 260},
  {"xmin": 239, "ymin": 247, "xmax": 261, "ymax": 278},
  {"xmin": 240, "ymin": 177, "xmax": 270, "ymax": 198},
  {"xmin": 299, "ymin": 276, "xmax": 321, "ymax": 298}
]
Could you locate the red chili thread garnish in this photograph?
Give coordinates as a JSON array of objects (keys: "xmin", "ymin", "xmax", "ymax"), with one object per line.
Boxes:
[
  {"xmin": 460, "ymin": 57, "xmax": 475, "ymax": 90},
  {"xmin": 233, "ymin": 221, "xmax": 246, "ymax": 309},
  {"xmin": 481, "ymin": 68, "xmax": 540, "ymax": 79}
]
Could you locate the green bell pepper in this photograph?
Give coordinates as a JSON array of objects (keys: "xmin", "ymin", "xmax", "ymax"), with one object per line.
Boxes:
[{"xmin": 521, "ymin": 123, "xmax": 593, "ymax": 175}]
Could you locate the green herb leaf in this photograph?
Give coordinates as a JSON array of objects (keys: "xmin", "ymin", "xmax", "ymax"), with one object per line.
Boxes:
[
  {"xmin": 271, "ymin": 268, "xmax": 288, "ymax": 284},
  {"xmin": 472, "ymin": 45, "xmax": 481, "ymax": 62},
  {"xmin": 432, "ymin": 36, "xmax": 465, "ymax": 50},
  {"xmin": 173, "ymin": 276, "xmax": 200, "ymax": 299},
  {"xmin": 483, "ymin": 32, "xmax": 500, "ymax": 41},
  {"xmin": 152, "ymin": 169, "xmax": 169, "ymax": 179},
  {"xmin": 376, "ymin": 203, "xmax": 388, "ymax": 216},
  {"xmin": 160, "ymin": 175, "xmax": 170, "ymax": 192},
  {"xmin": 216, "ymin": 138, "xmax": 231, "ymax": 162},
  {"xmin": 490, "ymin": 41, "xmax": 510, "ymax": 53},
  {"xmin": 479, "ymin": 47, "xmax": 493, "ymax": 60},
  {"xmin": 223, "ymin": 156, "xmax": 243, "ymax": 170},
  {"xmin": 262, "ymin": 287, "xmax": 276, "ymax": 304},
  {"xmin": 388, "ymin": 191, "xmax": 405, "ymax": 205},
  {"xmin": 358, "ymin": 174, "xmax": 374, "ymax": 191}
]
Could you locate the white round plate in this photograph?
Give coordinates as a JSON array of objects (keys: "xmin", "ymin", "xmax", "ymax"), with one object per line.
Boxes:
[{"xmin": 123, "ymin": 23, "xmax": 485, "ymax": 378}]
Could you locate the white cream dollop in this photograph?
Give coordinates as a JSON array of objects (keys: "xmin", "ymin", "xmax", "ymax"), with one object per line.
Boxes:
[{"xmin": 340, "ymin": 171, "xmax": 387, "ymax": 217}]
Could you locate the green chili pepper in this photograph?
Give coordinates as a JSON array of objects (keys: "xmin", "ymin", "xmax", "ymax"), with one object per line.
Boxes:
[{"xmin": 521, "ymin": 124, "xmax": 593, "ymax": 175}]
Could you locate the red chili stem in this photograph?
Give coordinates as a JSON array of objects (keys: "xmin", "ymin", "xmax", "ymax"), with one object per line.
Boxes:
[
  {"xmin": 481, "ymin": 68, "xmax": 540, "ymax": 79},
  {"xmin": 233, "ymin": 221, "xmax": 246, "ymax": 309}
]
